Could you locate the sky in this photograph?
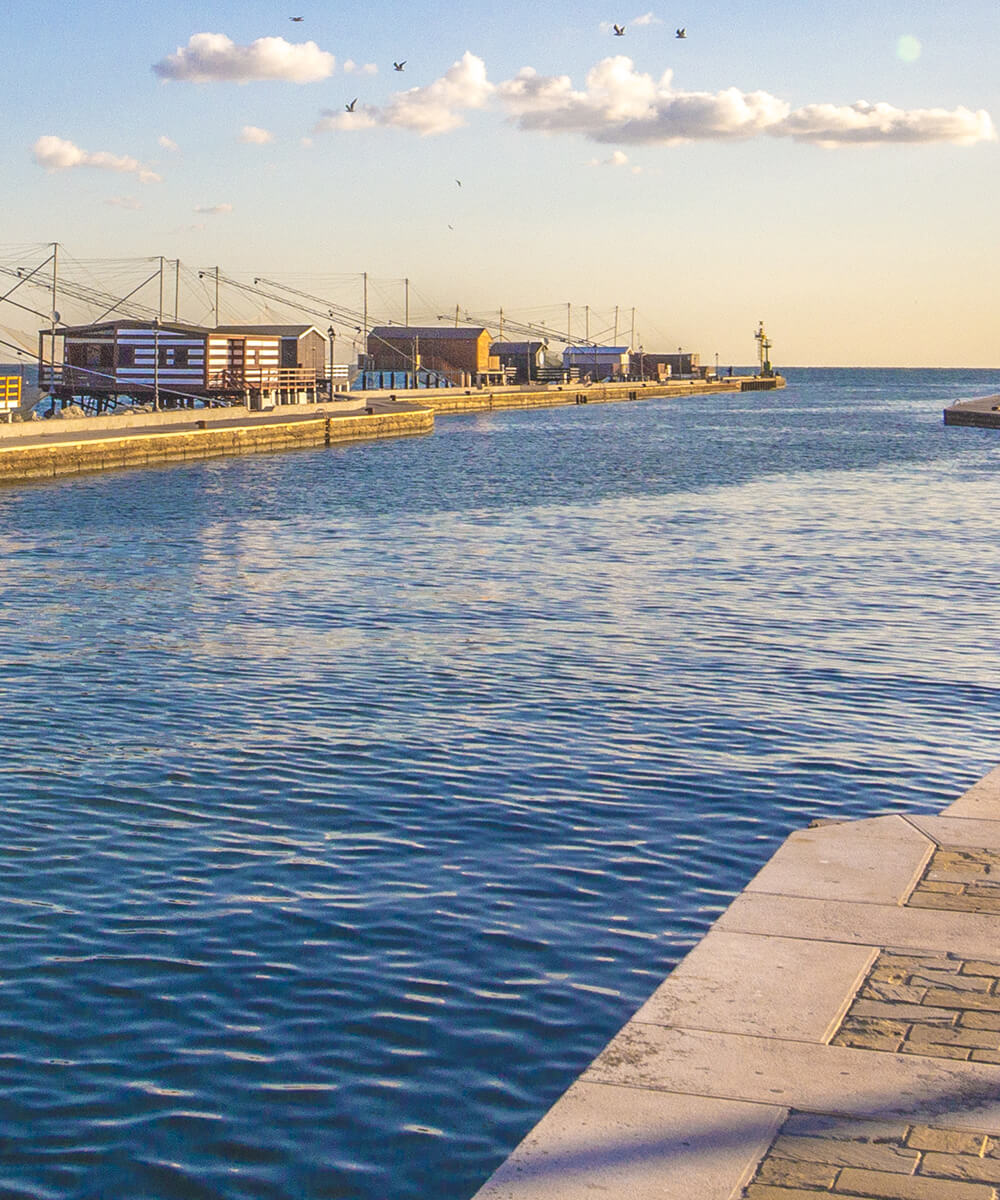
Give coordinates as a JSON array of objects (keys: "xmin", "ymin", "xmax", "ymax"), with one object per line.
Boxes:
[{"xmin": 3, "ymin": 0, "xmax": 999, "ymax": 366}]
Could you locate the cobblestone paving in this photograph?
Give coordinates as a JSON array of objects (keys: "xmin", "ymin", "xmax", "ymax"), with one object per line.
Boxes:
[
  {"xmin": 831, "ymin": 949, "xmax": 1000, "ymax": 1062},
  {"xmin": 908, "ymin": 847, "xmax": 1000, "ymax": 914},
  {"xmin": 741, "ymin": 1111, "xmax": 1000, "ymax": 1198}
]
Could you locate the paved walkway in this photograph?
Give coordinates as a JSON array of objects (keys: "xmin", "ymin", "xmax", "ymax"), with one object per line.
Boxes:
[
  {"xmin": 473, "ymin": 764, "xmax": 1000, "ymax": 1199},
  {"xmin": 0, "ymin": 398, "xmax": 425, "ymax": 450}
]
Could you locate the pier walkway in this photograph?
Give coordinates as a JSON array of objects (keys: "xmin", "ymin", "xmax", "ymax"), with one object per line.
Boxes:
[{"xmin": 473, "ymin": 764, "xmax": 1000, "ymax": 1200}]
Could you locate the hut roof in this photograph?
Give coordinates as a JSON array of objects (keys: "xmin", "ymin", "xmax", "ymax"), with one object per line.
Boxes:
[{"xmin": 369, "ymin": 326, "xmax": 488, "ymax": 340}]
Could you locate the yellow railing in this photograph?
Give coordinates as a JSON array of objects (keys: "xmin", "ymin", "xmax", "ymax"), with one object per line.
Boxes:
[{"xmin": 0, "ymin": 376, "xmax": 22, "ymax": 410}]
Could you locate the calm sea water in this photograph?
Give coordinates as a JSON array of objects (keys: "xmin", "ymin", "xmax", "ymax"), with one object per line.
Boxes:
[{"xmin": 1, "ymin": 368, "xmax": 998, "ymax": 1199}]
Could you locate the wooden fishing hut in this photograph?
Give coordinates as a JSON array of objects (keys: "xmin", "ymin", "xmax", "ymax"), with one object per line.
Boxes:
[
  {"xmin": 366, "ymin": 326, "xmax": 503, "ymax": 387},
  {"xmin": 490, "ymin": 341, "xmax": 546, "ymax": 384},
  {"xmin": 39, "ymin": 320, "xmax": 323, "ymax": 410},
  {"xmin": 561, "ymin": 345, "xmax": 630, "ymax": 381}
]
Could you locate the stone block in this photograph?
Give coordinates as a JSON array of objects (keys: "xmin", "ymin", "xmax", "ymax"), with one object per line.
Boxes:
[
  {"xmin": 899, "ymin": 1041, "xmax": 971, "ymax": 1060},
  {"xmin": 907, "ymin": 1025, "xmax": 1000, "ymax": 1049},
  {"xmin": 851, "ymin": 999, "xmax": 957, "ymax": 1024},
  {"xmin": 781, "ymin": 1114, "xmax": 910, "ymax": 1141},
  {"xmin": 744, "ymin": 1187, "xmax": 829, "ymax": 1200},
  {"xmin": 834, "ymin": 1166, "xmax": 997, "ymax": 1198},
  {"xmin": 906, "ymin": 1128, "xmax": 991, "ymax": 1155},
  {"xmin": 962, "ymin": 962, "xmax": 1000, "ymax": 980},
  {"xmin": 925, "ymin": 990, "xmax": 1000, "ymax": 1012},
  {"xmin": 770, "ymin": 1134, "xmax": 919, "ymax": 1171},
  {"xmin": 921, "ymin": 1152, "xmax": 1000, "ymax": 1183},
  {"xmin": 962, "ymin": 1013, "xmax": 1000, "ymax": 1031},
  {"xmin": 756, "ymin": 1156, "xmax": 839, "ymax": 1188}
]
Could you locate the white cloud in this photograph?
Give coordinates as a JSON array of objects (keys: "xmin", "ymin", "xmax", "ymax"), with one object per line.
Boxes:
[
  {"xmin": 498, "ymin": 56, "xmax": 996, "ymax": 147},
  {"xmin": 105, "ymin": 196, "xmax": 143, "ymax": 210},
  {"xmin": 343, "ymin": 60, "xmax": 378, "ymax": 75},
  {"xmin": 316, "ymin": 51, "xmax": 493, "ymax": 136},
  {"xmin": 775, "ymin": 100, "xmax": 995, "ymax": 146},
  {"xmin": 240, "ymin": 124, "xmax": 274, "ymax": 144},
  {"xmin": 158, "ymin": 135, "xmax": 179, "ymax": 152},
  {"xmin": 33, "ymin": 135, "xmax": 161, "ymax": 183},
  {"xmin": 632, "ymin": 12, "xmax": 661, "ymax": 25},
  {"xmin": 153, "ymin": 32, "xmax": 334, "ymax": 83},
  {"xmin": 194, "ymin": 202, "xmax": 233, "ymax": 215}
]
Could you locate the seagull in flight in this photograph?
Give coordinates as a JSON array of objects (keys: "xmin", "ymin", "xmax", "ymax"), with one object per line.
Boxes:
[
  {"xmin": 613, "ymin": 23, "xmax": 625, "ymax": 35},
  {"xmin": 346, "ymin": 98, "xmax": 357, "ymax": 112},
  {"xmin": 393, "ymin": 60, "xmax": 406, "ymax": 71},
  {"xmin": 455, "ymin": 179, "xmax": 462, "ymax": 187},
  {"xmin": 675, "ymin": 26, "xmax": 687, "ymax": 37},
  {"xmin": 290, "ymin": 15, "xmax": 304, "ymax": 21}
]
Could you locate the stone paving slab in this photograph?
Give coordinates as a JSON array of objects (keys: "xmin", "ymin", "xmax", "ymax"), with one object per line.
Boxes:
[
  {"xmin": 717, "ymin": 894, "xmax": 1000, "ymax": 960},
  {"xmin": 584, "ymin": 1025, "xmax": 1000, "ymax": 1128},
  {"xmin": 633, "ymin": 931, "xmax": 876, "ymax": 1042},
  {"xmin": 470, "ymin": 765, "xmax": 1000, "ymax": 1199},
  {"xmin": 473, "ymin": 1083, "xmax": 786, "ymax": 1200},
  {"xmin": 945, "ymin": 766, "xmax": 1000, "ymax": 820},
  {"xmin": 743, "ymin": 816, "xmax": 934, "ymax": 905},
  {"xmin": 907, "ymin": 814, "xmax": 1000, "ymax": 852}
]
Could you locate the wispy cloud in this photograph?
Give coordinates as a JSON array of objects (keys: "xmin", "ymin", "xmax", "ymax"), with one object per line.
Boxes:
[
  {"xmin": 316, "ymin": 51, "xmax": 492, "ymax": 136},
  {"xmin": 498, "ymin": 56, "xmax": 996, "ymax": 146},
  {"xmin": 343, "ymin": 60, "xmax": 378, "ymax": 75},
  {"xmin": 33, "ymin": 135, "xmax": 162, "ymax": 182},
  {"xmin": 158, "ymin": 135, "xmax": 179, "ymax": 152},
  {"xmin": 632, "ymin": 12, "xmax": 661, "ymax": 25},
  {"xmin": 153, "ymin": 33, "xmax": 334, "ymax": 83},
  {"xmin": 105, "ymin": 196, "xmax": 143, "ymax": 210},
  {"xmin": 589, "ymin": 149, "xmax": 641, "ymax": 171},
  {"xmin": 239, "ymin": 125, "xmax": 274, "ymax": 144},
  {"xmin": 194, "ymin": 202, "xmax": 233, "ymax": 215}
]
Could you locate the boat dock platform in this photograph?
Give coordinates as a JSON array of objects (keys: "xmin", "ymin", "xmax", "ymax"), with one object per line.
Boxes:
[
  {"xmin": 944, "ymin": 396, "xmax": 1000, "ymax": 429},
  {"xmin": 473, "ymin": 763, "xmax": 1000, "ymax": 1200}
]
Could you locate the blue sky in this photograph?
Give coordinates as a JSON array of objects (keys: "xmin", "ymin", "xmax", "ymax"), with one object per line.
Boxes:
[{"xmin": 3, "ymin": 0, "xmax": 999, "ymax": 364}]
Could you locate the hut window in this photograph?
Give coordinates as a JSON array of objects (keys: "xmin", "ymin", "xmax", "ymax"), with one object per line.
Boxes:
[
  {"xmin": 118, "ymin": 346, "xmax": 135, "ymax": 367},
  {"xmin": 173, "ymin": 347, "xmax": 189, "ymax": 368}
]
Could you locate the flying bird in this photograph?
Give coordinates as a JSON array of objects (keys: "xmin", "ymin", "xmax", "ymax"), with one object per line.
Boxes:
[
  {"xmin": 613, "ymin": 23, "xmax": 625, "ymax": 35},
  {"xmin": 393, "ymin": 60, "xmax": 406, "ymax": 71},
  {"xmin": 455, "ymin": 179, "xmax": 461, "ymax": 187},
  {"xmin": 290, "ymin": 15, "xmax": 304, "ymax": 20},
  {"xmin": 675, "ymin": 27, "xmax": 687, "ymax": 37},
  {"xmin": 346, "ymin": 98, "xmax": 357, "ymax": 112}
]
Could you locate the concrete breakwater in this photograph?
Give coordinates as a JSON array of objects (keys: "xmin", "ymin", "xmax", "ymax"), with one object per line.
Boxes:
[
  {"xmin": 944, "ymin": 395, "xmax": 1000, "ymax": 429},
  {"xmin": 0, "ymin": 402, "xmax": 433, "ymax": 484},
  {"xmin": 413, "ymin": 375, "xmax": 784, "ymax": 415},
  {"xmin": 473, "ymin": 763, "xmax": 1000, "ymax": 1200},
  {"xmin": 0, "ymin": 374, "xmax": 783, "ymax": 485}
]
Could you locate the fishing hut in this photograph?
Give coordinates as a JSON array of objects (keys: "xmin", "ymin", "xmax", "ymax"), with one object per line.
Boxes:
[
  {"xmin": 561, "ymin": 345, "xmax": 630, "ymax": 382},
  {"xmin": 38, "ymin": 320, "xmax": 324, "ymax": 411},
  {"xmin": 490, "ymin": 341, "xmax": 546, "ymax": 384},
  {"xmin": 362, "ymin": 326, "xmax": 503, "ymax": 389}
]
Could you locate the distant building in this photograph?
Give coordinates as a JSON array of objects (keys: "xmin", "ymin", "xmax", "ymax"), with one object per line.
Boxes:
[
  {"xmin": 631, "ymin": 351, "xmax": 701, "ymax": 380},
  {"xmin": 490, "ymin": 341, "xmax": 546, "ymax": 383},
  {"xmin": 561, "ymin": 345, "xmax": 630, "ymax": 381},
  {"xmin": 367, "ymin": 326, "xmax": 502, "ymax": 385}
]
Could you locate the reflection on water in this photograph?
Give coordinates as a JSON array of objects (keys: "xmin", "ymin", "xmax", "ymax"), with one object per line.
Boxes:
[{"xmin": 0, "ymin": 369, "xmax": 998, "ymax": 1198}]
